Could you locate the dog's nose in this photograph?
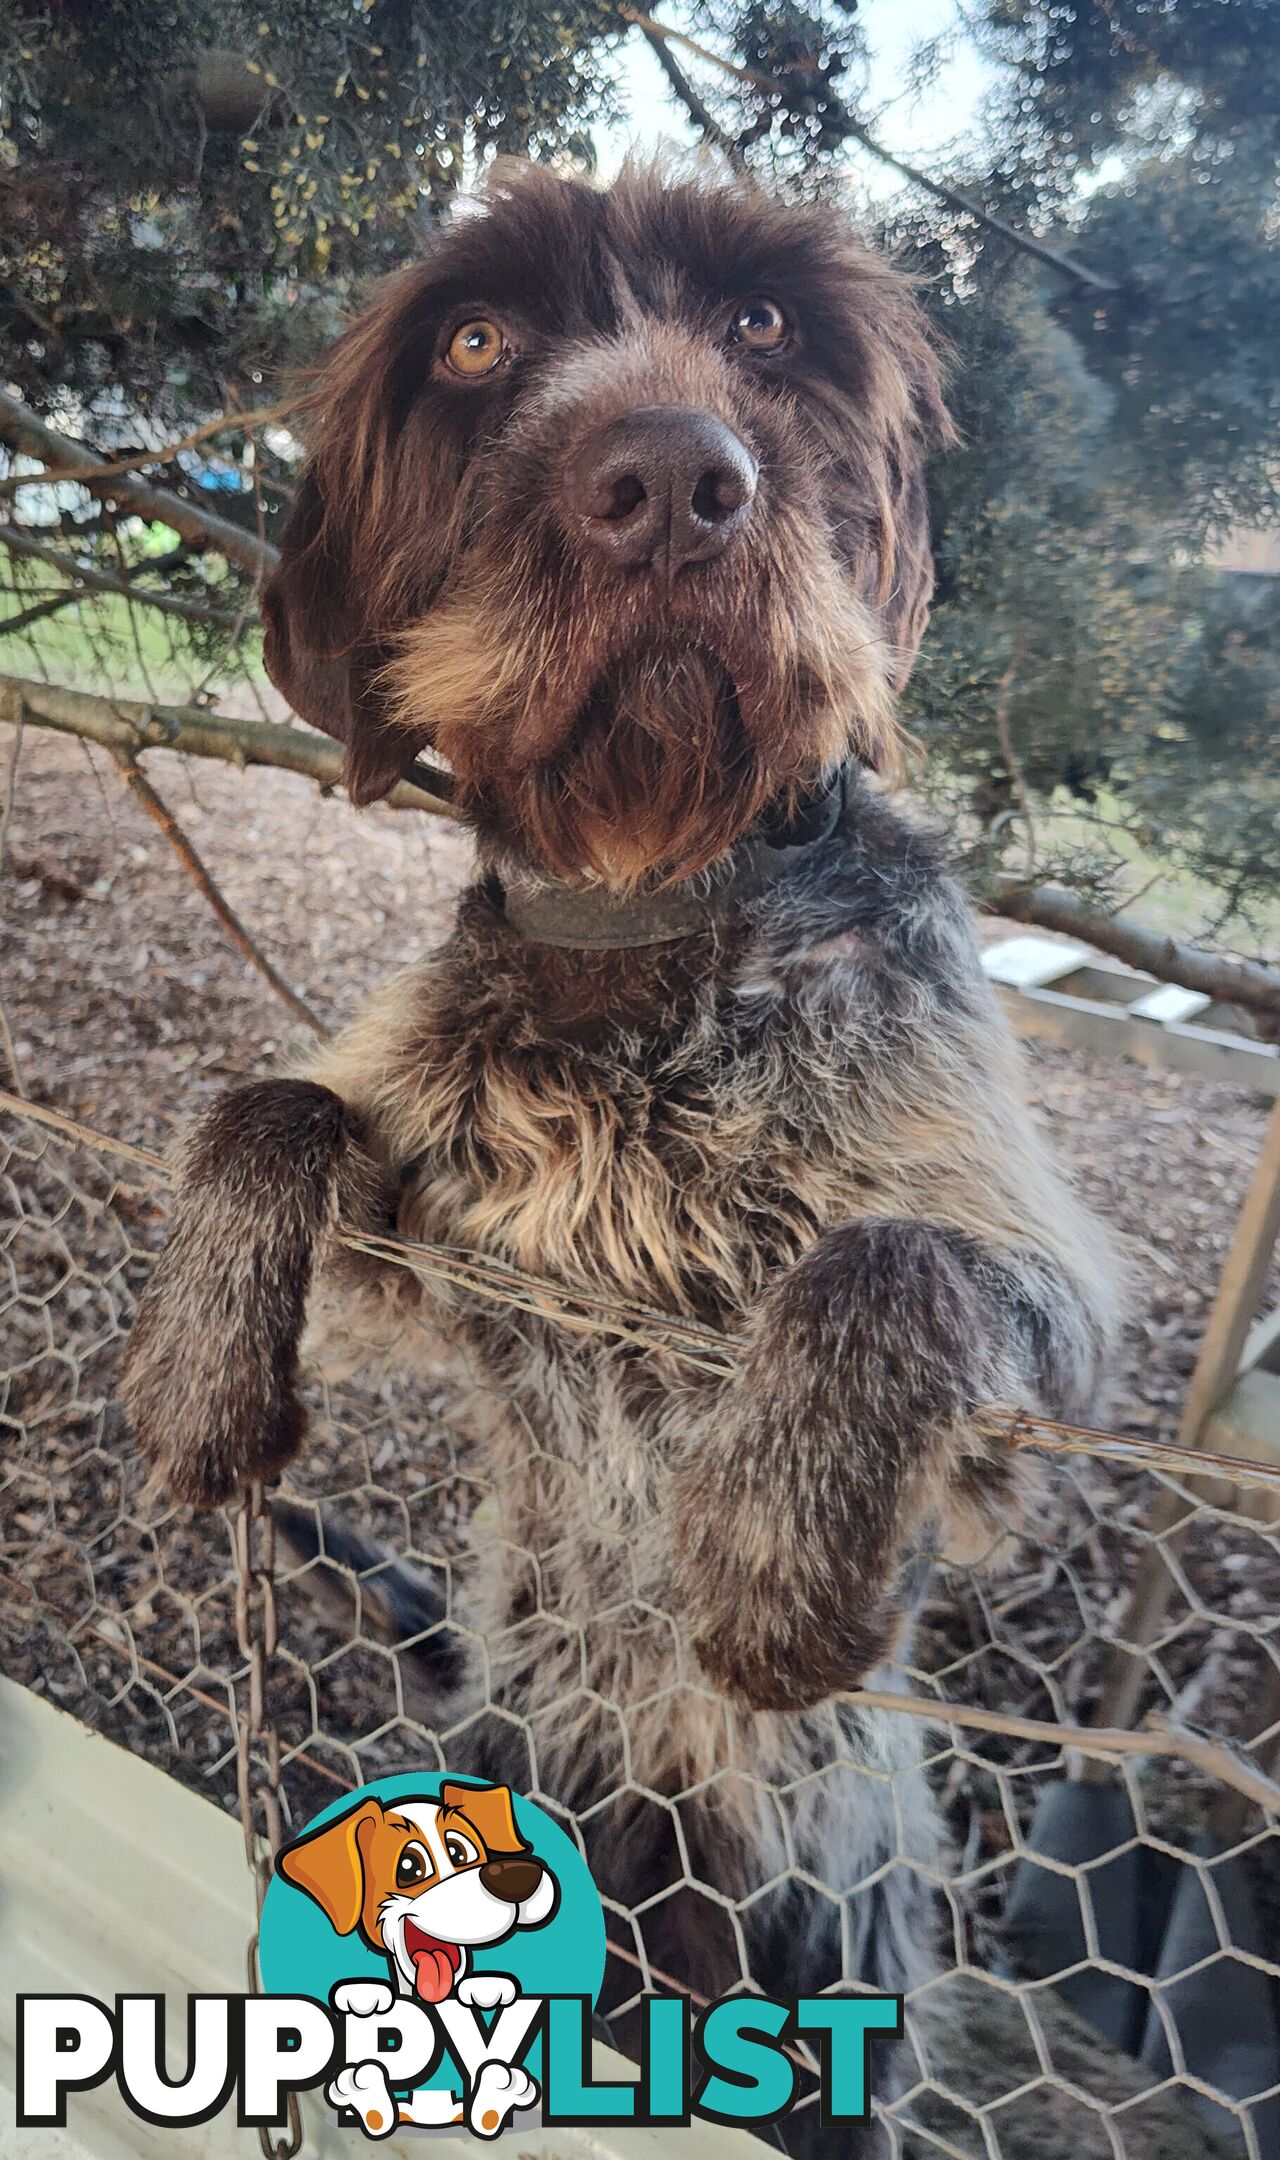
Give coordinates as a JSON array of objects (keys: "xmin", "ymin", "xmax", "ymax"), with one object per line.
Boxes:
[
  {"xmin": 565, "ymin": 406, "xmax": 757, "ymax": 575},
  {"xmin": 480, "ymin": 1855, "xmax": 543, "ymax": 1904}
]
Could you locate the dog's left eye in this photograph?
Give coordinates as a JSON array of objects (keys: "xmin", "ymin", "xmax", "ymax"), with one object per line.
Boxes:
[
  {"xmin": 731, "ymin": 297, "xmax": 791, "ymax": 353},
  {"xmin": 445, "ymin": 1831, "xmax": 479, "ymax": 1869},
  {"xmin": 442, "ymin": 318, "xmax": 510, "ymax": 379}
]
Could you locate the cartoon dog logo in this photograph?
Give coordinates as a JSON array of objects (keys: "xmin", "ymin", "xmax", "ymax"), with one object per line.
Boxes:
[{"xmin": 278, "ymin": 1781, "xmax": 558, "ymax": 2137}]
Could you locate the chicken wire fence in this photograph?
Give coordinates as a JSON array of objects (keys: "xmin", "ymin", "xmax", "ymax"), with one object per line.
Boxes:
[
  {"xmin": 5, "ymin": 438, "xmax": 1280, "ymax": 2160},
  {"xmin": 4, "ymin": 1091, "xmax": 1280, "ymax": 2160}
]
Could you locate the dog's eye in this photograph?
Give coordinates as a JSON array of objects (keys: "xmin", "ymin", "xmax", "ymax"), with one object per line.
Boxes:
[
  {"xmin": 444, "ymin": 1830, "xmax": 479, "ymax": 1869},
  {"xmin": 442, "ymin": 318, "xmax": 509, "ymax": 379},
  {"xmin": 396, "ymin": 1842, "xmax": 431, "ymax": 1887},
  {"xmin": 731, "ymin": 297, "xmax": 790, "ymax": 353}
]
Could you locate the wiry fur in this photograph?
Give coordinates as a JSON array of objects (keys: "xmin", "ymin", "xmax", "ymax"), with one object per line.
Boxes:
[{"xmin": 120, "ymin": 161, "xmax": 1122, "ymax": 2147}]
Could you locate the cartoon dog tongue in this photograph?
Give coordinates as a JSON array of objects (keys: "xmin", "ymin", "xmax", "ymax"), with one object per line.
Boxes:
[{"xmin": 405, "ymin": 1924, "xmax": 459, "ymax": 2004}]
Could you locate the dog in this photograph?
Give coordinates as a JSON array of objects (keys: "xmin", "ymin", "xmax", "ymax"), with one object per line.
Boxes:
[
  {"xmin": 120, "ymin": 159, "xmax": 1121, "ymax": 2149},
  {"xmin": 279, "ymin": 1781, "xmax": 555, "ymax": 2136}
]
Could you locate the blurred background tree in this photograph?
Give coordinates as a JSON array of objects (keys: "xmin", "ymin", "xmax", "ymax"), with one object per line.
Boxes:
[{"xmin": 1, "ymin": 0, "xmax": 1277, "ymax": 973}]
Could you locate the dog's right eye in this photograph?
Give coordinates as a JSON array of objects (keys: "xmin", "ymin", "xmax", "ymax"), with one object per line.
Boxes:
[
  {"xmin": 396, "ymin": 1842, "xmax": 431, "ymax": 1887},
  {"xmin": 442, "ymin": 318, "xmax": 509, "ymax": 379}
]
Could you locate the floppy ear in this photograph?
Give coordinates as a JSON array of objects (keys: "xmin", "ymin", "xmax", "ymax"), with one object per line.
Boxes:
[
  {"xmin": 879, "ymin": 455, "xmax": 936, "ymax": 692},
  {"xmin": 263, "ymin": 472, "xmax": 430, "ymax": 807},
  {"xmin": 440, "ymin": 1781, "xmax": 529, "ymax": 1858},
  {"xmin": 276, "ymin": 1797, "xmax": 383, "ymax": 1934}
]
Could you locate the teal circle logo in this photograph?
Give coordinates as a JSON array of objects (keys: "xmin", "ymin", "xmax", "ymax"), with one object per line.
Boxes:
[{"xmin": 259, "ymin": 1773, "xmax": 605, "ymax": 2135}]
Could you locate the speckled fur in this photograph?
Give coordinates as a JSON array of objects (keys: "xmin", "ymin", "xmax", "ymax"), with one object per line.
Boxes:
[
  {"xmin": 286, "ymin": 779, "xmax": 1120, "ymax": 2042},
  {"xmin": 119, "ymin": 162, "xmax": 1123, "ymax": 2141}
]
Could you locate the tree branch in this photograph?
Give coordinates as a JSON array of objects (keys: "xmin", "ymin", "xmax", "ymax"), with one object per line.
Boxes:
[
  {"xmin": 0, "ymin": 395, "xmax": 299, "ymax": 499},
  {"xmin": 109, "ymin": 747, "xmax": 327, "ymax": 1035},
  {"xmin": 990, "ymin": 883, "xmax": 1280, "ymax": 1020},
  {"xmin": 619, "ymin": 6, "xmax": 1117, "ymax": 295},
  {"xmin": 633, "ymin": 15, "xmax": 742, "ymax": 161},
  {"xmin": 0, "ymin": 392, "xmax": 278, "ymax": 582},
  {"xmin": 842, "ymin": 1684, "xmax": 1280, "ymax": 1820},
  {"xmin": 7, "ymin": 673, "xmax": 1271, "ymax": 1017},
  {"xmin": 0, "ymin": 673, "xmax": 458, "ymax": 816},
  {"xmin": 0, "ymin": 525, "xmax": 250, "ymax": 630},
  {"xmin": 0, "ymin": 585, "xmax": 92, "ymax": 639}
]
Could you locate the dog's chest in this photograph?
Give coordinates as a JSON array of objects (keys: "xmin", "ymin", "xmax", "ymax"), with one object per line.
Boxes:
[{"xmin": 394, "ymin": 941, "xmax": 910, "ymax": 1335}]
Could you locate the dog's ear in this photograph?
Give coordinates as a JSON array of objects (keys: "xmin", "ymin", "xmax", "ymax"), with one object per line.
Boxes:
[
  {"xmin": 440, "ymin": 1781, "xmax": 529, "ymax": 1857},
  {"xmin": 263, "ymin": 471, "xmax": 429, "ymax": 808},
  {"xmin": 878, "ymin": 456, "xmax": 936, "ymax": 692},
  {"xmin": 852, "ymin": 254, "xmax": 953, "ymax": 696},
  {"xmin": 277, "ymin": 1797, "xmax": 382, "ymax": 1934}
]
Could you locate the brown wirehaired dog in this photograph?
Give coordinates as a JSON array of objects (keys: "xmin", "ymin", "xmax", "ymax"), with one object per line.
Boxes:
[{"xmin": 121, "ymin": 160, "xmax": 1120, "ymax": 2145}]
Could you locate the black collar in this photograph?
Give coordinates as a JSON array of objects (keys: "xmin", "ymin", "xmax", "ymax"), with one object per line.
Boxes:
[{"xmin": 496, "ymin": 765, "xmax": 850, "ymax": 950}]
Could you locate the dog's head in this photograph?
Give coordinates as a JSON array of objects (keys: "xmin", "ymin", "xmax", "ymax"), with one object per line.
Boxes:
[
  {"xmin": 277, "ymin": 1781, "xmax": 557, "ymax": 2002},
  {"xmin": 265, "ymin": 159, "xmax": 951, "ymax": 886}
]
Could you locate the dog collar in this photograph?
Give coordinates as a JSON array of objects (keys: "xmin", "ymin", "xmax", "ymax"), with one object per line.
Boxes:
[{"xmin": 497, "ymin": 764, "xmax": 850, "ymax": 950}]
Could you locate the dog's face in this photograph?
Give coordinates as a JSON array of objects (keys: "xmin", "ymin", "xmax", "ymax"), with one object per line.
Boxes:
[
  {"xmin": 278, "ymin": 1782, "xmax": 556, "ymax": 2002},
  {"xmin": 265, "ymin": 160, "xmax": 951, "ymax": 886}
]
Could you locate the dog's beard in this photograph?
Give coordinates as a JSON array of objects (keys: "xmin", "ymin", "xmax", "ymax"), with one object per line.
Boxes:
[
  {"xmin": 379, "ymin": 522, "xmax": 900, "ymax": 886},
  {"xmin": 499, "ymin": 646, "xmax": 775, "ymax": 887}
]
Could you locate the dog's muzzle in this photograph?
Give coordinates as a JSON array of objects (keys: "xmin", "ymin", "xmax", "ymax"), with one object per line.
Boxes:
[{"xmin": 563, "ymin": 405, "xmax": 757, "ymax": 577}]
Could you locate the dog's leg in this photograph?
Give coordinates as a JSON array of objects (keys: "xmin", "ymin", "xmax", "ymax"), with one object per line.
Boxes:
[
  {"xmin": 673, "ymin": 1217, "xmax": 1105, "ymax": 1712},
  {"xmin": 119, "ymin": 1079, "xmax": 390, "ymax": 1506}
]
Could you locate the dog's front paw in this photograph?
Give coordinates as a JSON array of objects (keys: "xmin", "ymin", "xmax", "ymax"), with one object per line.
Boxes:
[
  {"xmin": 689, "ymin": 1594, "xmax": 900, "ymax": 1714},
  {"xmin": 674, "ymin": 1218, "xmax": 1000, "ymax": 1711},
  {"xmin": 326, "ymin": 2061, "xmax": 398, "ymax": 2139},
  {"xmin": 457, "ymin": 1973, "xmax": 518, "ymax": 2012},
  {"xmin": 468, "ymin": 2060, "xmax": 538, "ymax": 2137},
  {"xmin": 332, "ymin": 1980, "xmax": 396, "ymax": 2019},
  {"xmin": 120, "ymin": 1286, "xmax": 305, "ymax": 1508},
  {"xmin": 118, "ymin": 1081, "xmax": 363, "ymax": 1507}
]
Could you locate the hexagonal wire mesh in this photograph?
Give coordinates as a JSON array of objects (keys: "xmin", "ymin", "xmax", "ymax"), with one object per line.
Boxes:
[{"xmin": 4, "ymin": 1092, "xmax": 1280, "ymax": 2160}]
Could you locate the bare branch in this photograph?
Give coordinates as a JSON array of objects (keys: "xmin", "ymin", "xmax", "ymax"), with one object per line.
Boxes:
[
  {"xmin": 0, "ymin": 396, "xmax": 299, "ymax": 499},
  {"xmin": 108, "ymin": 747, "xmax": 327, "ymax": 1035},
  {"xmin": 8, "ymin": 674, "xmax": 1270, "ymax": 1022},
  {"xmin": 989, "ymin": 882, "xmax": 1280, "ymax": 1020},
  {"xmin": 0, "ymin": 391, "xmax": 278, "ymax": 582},
  {"xmin": 633, "ymin": 15, "xmax": 742, "ymax": 161},
  {"xmin": 842, "ymin": 1685, "xmax": 1280, "ymax": 1819},
  {"xmin": 0, "ymin": 673, "xmax": 458, "ymax": 816},
  {"xmin": 0, "ymin": 524, "xmax": 250, "ymax": 630},
  {"xmin": 0, "ymin": 585, "xmax": 91, "ymax": 638},
  {"xmin": 619, "ymin": 7, "xmax": 1117, "ymax": 295}
]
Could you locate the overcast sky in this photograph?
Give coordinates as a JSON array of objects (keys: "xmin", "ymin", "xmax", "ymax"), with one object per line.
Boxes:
[{"xmin": 597, "ymin": 0, "xmax": 995, "ymax": 196}]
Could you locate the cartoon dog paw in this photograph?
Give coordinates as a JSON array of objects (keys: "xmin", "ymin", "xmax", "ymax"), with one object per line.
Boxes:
[
  {"xmin": 332, "ymin": 1980, "xmax": 396, "ymax": 2020},
  {"xmin": 326, "ymin": 2060, "xmax": 398, "ymax": 2139},
  {"xmin": 457, "ymin": 1973, "xmax": 518, "ymax": 2013},
  {"xmin": 468, "ymin": 2059, "xmax": 539, "ymax": 2137}
]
